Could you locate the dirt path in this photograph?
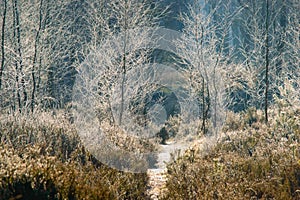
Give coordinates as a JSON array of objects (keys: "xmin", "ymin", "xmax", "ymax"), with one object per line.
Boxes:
[
  {"xmin": 146, "ymin": 135, "xmax": 223, "ymax": 199},
  {"xmin": 146, "ymin": 141, "xmax": 190, "ymax": 199},
  {"xmin": 147, "ymin": 168, "xmax": 167, "ymax": 199}
]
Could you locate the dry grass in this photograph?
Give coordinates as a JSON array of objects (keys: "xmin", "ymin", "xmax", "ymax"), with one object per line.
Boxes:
[
  {"xmin": 162, "ymin": 105, "xmax": 300, "ymax": 199},
  {"xmin": 1, "ymin": 102, "xmax": 299, "ymax": 199},
  {"xmin": 0, "ymin": 111, "xmax": 149, "ymax": 200}
]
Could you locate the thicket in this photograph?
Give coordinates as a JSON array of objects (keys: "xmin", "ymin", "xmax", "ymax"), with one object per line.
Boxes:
[
  {"xmin": 162, "ymin": 104, "xmax": 300, "ymax": 199},
  {"xmin": 0, "ymin": 112, "xmax": 149, "ymax": 200}
]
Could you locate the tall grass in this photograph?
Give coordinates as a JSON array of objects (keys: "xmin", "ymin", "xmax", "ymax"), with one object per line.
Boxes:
[
  {"xmin": 0, "ymin": 111, "xmax": 149, "ymax": 199},
  {"xmin": 162, "ymin": 105, "xmax": 300, "ymax": 199}
]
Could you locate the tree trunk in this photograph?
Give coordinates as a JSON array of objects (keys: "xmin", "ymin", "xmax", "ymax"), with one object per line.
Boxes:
[
  {"xmin": 12, "ymin": 0, "xmax": 21, "ymax": 111},
  {"xmin": 119, "ymin": 53, "xmax": 126, "ymax": 125},
  {"xmin": 264, "ymin": 0, "xmax": 269, "ymax": 124},
  {"xmin": 31, "ymin": 0, "xmax": 44, "ymax": 112},
  {"xmin": 119, "ymin": 0, "xmax": 128, "ymax": 125},
  {"xmin": 0, "ymin": 0, "xmax": 7, "ymax": 90},
  {"xmin": 201, "ymin": 77, "xmax": 206, "ymax": 135},
  {"xmin": 13, "ymin": 0, "xmax": 27, "ymax": 111}
]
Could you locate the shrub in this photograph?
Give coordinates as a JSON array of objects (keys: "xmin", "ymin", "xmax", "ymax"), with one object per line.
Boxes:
[
  {"xmin": 0, "ymin": 112, "xmax": 149, "ymax": 199},
  {"xmin": 162, "ymin": 109, "xmax": 300, "ymax": 199}
]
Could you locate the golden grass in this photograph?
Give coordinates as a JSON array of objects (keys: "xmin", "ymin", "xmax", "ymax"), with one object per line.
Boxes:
[
  {"xmin": 0, "ymin": 111, "xmax": 149, "ymax": 200},
  {"xmin": 162, "ymin": 105, "xmax": 300, "ymax": 199},
  {"xmin": 1, "ymin": 103, "xmax": 299, "ymax": 199}
]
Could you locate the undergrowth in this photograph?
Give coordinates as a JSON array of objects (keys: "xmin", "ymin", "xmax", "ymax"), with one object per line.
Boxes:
[
  {"xmin": 162, "ymin": 105, "xmax": 300, "ymax": 199},
  {"xmin": 0, "ymin": 111, "xmax": 149, "ymax": 200},
  {"xmin": 1, "ymin": 102, "xmax": 299, "ymax": 199}
]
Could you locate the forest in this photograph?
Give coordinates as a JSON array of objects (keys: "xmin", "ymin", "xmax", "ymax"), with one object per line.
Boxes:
[{"xmin": 0, "ymin": 0, "xmax": 299, "ymax": 199}]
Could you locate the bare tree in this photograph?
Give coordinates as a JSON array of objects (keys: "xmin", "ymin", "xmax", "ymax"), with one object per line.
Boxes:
[
  {"xmin": 30, "ymin": 0, "xmax": 44, "ymax": 112},
  {"xmin": 71, "ymin": 0, "xmax": 164, "ymax": 172},
  {"xmin": 76, "ymin": 0, "xmax": 158, "ymax": 125},
  {"xmin": 74, "ymin": 0, "xmax": 161, "ymax": 129},
  {"xmin": 230, "ymin": 0, "xmax": 299, "ymax": 119},
  {"xmin": 278, "ymin": 0, "xmax": 300, "ymax": 109},
  {"xmin": 175, "ymin": 1, "xmax": 236, "ymax": 135},
  {"xmin": 0, "ymin": 1, "xmax": 85, "ymax": 113}
]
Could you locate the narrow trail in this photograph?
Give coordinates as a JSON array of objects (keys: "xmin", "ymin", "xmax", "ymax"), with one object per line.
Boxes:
[
  {"xmin": 146, "ymin": 141, "xmax": 189, "ymax": 199},
  {"xmin": 147, "ymin": 168, "xmax": 167, "ymax": 199},
  {"xmin": 146, "ymin": 135, "xmax": 222, "ymax": 199}
]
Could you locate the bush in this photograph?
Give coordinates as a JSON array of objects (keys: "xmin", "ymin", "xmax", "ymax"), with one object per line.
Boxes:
[
  {"xmin": 162, "ymin": 109, "xmax": 300, "ymax": 199},
  {"xmin": 0, "ymin": 112, "xmax": 149, "ymax": 200}
]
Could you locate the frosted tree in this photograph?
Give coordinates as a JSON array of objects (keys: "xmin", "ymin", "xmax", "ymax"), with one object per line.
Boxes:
[
  {"xmin": 0, "ymin": 0, "xmax": 80, "ymax": 112},
  {"xmin": 229, "ymin": 0, "xmax": 300, "ymax": 122},
  {"xmin": 72, "ymin": 0, "xmax": 161, "ymax": 172},
  {"xmin": 175, "ymin": 1, "xmax": 237, "ymax": 135}
]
